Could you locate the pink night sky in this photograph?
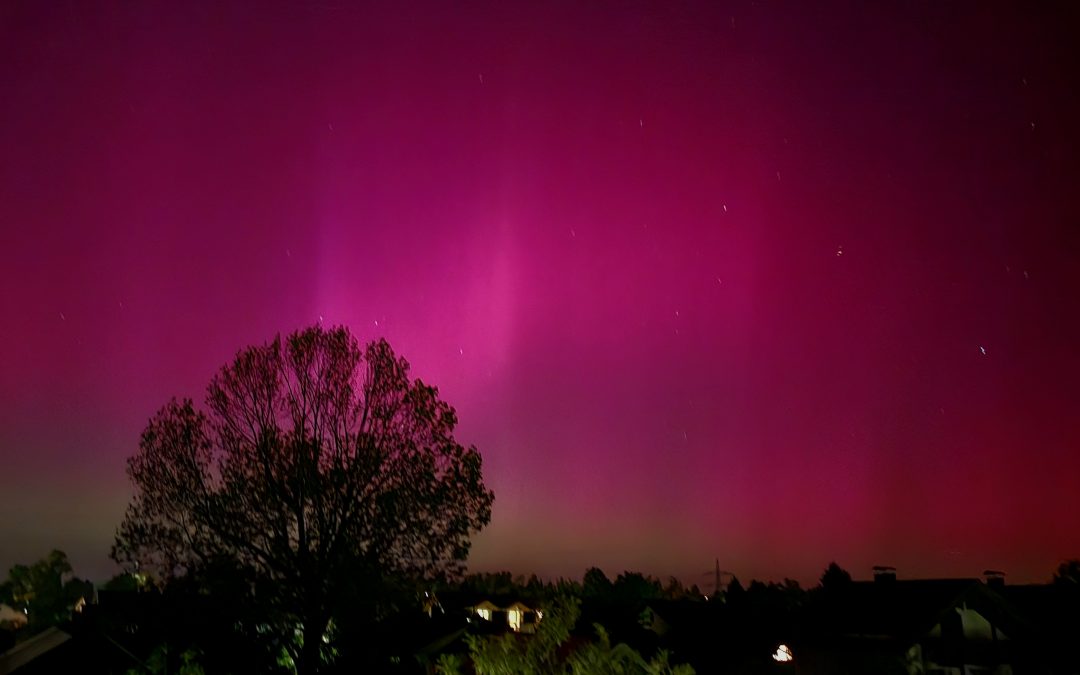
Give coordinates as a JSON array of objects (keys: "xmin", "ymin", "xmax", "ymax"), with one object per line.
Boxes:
[{"xmin": 2, "ymin": 1, "xmax": 1079, "ymax": 585}]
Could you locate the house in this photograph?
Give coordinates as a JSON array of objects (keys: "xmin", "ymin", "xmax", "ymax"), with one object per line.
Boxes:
[
  {"xmin": 465, "ymin": 597, "xmax": 543, "ymax": 634},
  {"xmin": 433, "ymin": 592, "xmax": 544, "ymax": 634},
  {"xmin": 795, "ymin": 569, "xmax": 1037, "ymax": 675},
  {"xmin": 0, "ymin": 606, "xmax": 26, "ymax": 632},
  {"xmin": 996, "ymin": 582, "xmax": 1080, "ymax": 674}
]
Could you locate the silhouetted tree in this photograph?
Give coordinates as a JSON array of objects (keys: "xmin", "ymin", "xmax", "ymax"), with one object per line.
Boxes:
[
  {"xmin": 583, "ymin": 567, "xmax": 613, "ymax": 600},
  {"xmin": 525, "ymin": 573, "xmax": 546, "ymax": 595},
  {"xmin": 820, "ymin": 562, "xmax": 852, "ymax": 591},
  {"xmin": 613, "ymin": 572, "xmax": 662, "ymax": 603},
  {"xmin": 724, "ymin": 575, "xmax": 745, "ymax": 602},
  {"xmin": 662, "ymin": 576, "xmax": 686, "ymax": 600},
  {"xmin": 1053, "ymin": 560, "xmax": 1080, "ymax": 586},
  {"xmin": 551, "ymin": 577, "xmax": 584, "ymax": 597},
  {"xmin": 102, "ymin": 572, "xmax": 144, "ymax": 592},
  {"xmin": 112, "ymin": 326, "xmax": 494, "ymax": 674},
  {"xmin": 463, "ymin": 571, "xmax": 516, "ymax": 596},
  {"xmin": 0, "ymin": 550, "xmax": 92, "ymax": 635}
]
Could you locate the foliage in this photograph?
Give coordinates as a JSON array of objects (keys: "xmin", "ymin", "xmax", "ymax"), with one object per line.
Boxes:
[
  {"xmin": 112, "ymin": 325, "xmax": 494, "ymax": 673},
  {"xmin": 612, "ymin": 573, "xmax": 664, "ymax": 604},
  {"xmin": 460, "ymin": 571, "xmax": 519, "ymax": 597},
  {"xmin": 1053, "ymin": 560, "xmax": 1080, "ymax": 587},
  {"xmin": 583, "ymin": 567, "xmax": 613, "ymax": 599},
  {"xmin": 126, "ymin": 645, "xmax": 206, "ymax": 675},
  {"xmin": 661, "ymin": 577, "xmax": 686, "ymax": 600},
  {"xmin": 819, "ymin": 562, "xmax": 852, "ymax": 591},
  {"xmin": 454, "ymin": 571, "xmax": 583, "ymax": 602},
  {"xmin": 725, "ymin": 575, "xmax": 744, "ymax": 598},
  {"xmin": 103, "ymin": 572, "xmax": 148, "ymax": 592},
  {"xmin": 0, "ymin": 550, "xmax": 92, "ymax": 635},
  {"xmin": 444, "ymin": 569, "xmax": 700, "ymax": 607},
  {"xmin": 436, "ymin": 596, "xmax": 694, "ymax": 675}
]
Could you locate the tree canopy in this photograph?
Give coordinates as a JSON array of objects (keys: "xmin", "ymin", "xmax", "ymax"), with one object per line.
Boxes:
[
  {"xmin": 112, "ymin": 325, "xmax": 494, "ymax": 673},
  {"xmin": 436, "ymin": 596, "xmax": 694, "ymax": 675},
  {"xmin": 1053, "ymin": 560, "xmax": 1080, "ymax": 587},
  {"xmin": 0, "ymin": 549, "xmax": 92, "ymax": 635},
  {"xmin": 819, "ymin": 562, "xmax": 852, "ymax": 591}
]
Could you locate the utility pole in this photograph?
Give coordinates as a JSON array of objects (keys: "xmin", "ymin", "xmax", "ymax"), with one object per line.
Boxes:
[{"xmin": 702, "ymin": 558, "xmax": 733, "ymax": 599}]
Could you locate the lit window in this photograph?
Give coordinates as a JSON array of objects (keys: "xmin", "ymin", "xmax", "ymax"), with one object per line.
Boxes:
[
  {"xmin": 476, "ymin": 608, "xmax": 491, "ymax": 621},
  {"xmin": 508, "ymin": 609, "xmax": 523, "ymax": 632},
  {"xmin": 772, "ymin": 644, "xmax": 793, "ymax": 663}
]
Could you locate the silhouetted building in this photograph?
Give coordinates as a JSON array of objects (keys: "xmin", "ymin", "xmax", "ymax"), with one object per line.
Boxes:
[
  {"xmin": 434, "ymin": 592, "xmax": 543, "ymax": 634},
  {"xmin": 797, "ymin": 573, "xmax": 1037, "ymax": 675}
]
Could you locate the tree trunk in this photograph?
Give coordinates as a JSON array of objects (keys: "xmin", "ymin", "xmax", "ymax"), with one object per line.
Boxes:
[{"xmin": 297, "ymin": 614, "xmax": 329, "ymax": 675}]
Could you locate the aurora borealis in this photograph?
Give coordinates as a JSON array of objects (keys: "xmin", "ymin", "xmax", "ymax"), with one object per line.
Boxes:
[{"xmin": 2, "ymin": 1, "xmax": 1079, "ymax": 584}]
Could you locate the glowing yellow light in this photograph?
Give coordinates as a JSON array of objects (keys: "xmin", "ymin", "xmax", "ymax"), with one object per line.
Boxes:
[
  {"xmin": 772, "ymin": 644, "xmax": 793, "ymax": 663},
  {"xmin": 508, "ymin": 609, "xmax": 523, "ymax": 632}
]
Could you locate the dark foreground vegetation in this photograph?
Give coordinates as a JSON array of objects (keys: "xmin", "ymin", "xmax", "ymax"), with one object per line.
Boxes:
[{"xmin": 4, "ymin": 557, "xmax": 1080, "ymax": 674}]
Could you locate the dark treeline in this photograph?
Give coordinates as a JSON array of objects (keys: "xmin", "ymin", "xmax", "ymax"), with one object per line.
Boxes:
[
  {"xmin": 432, "ymin": 566, "xmax": 808, "ymax": 673},
  {"xmin": 0, "ymin": 555, "xmax": 831, "ymax": 673},
  {"xmin": 6, "ymin": 555, "xmax": 1080, "ymax": 674},
  {"xmin": 445, "ymin": 568, "xmax": 708, "ymax": 601}
]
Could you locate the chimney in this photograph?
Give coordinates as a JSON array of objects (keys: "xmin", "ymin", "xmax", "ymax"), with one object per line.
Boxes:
[
  {"xmin": 872, "ymin": 566, "xmax": 897, "ymax": 584},
  {"xmin": 983, "ymin": 570, "xmax": 1005, "ymax": 588}
]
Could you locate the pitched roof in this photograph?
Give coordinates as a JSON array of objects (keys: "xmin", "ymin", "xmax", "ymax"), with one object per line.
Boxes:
[
  {"xmin": 0, "ymin": 627, "xmax": 71, "ymax": 675},
  {"xmin": 997, "ymin": 583, "xmax": 1080, "ymax": 638},
  {"xmin": 808, "ymin": 579, "xmax": 1032, "ymax": 643}
]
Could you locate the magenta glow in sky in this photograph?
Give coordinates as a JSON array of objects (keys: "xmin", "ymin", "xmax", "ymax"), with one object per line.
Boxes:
[{"xmin": 2, "ymin": 1, "xmax": 1079, "ymax": 584}]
